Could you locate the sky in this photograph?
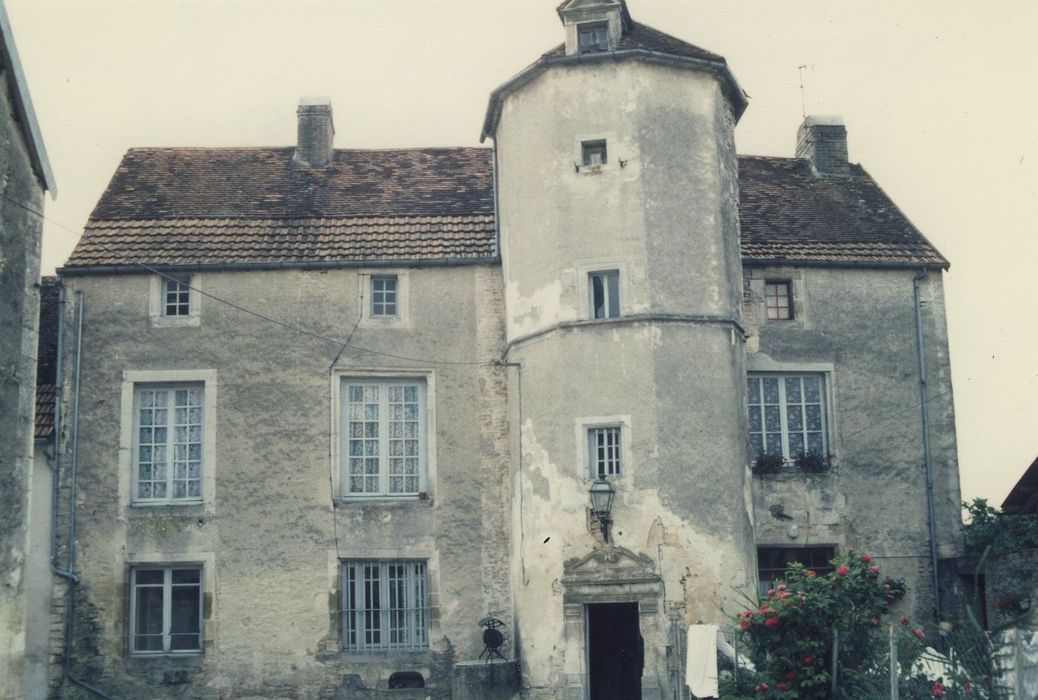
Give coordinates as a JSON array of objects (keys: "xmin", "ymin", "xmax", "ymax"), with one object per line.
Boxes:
[{"xmin": 6, "ymin": 0, "xmax": 1037, "ymax": 505}]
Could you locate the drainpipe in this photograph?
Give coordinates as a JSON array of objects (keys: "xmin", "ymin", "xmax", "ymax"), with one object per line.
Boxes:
[
  {"xmin": 49, "ymin": 283, "xmax": 78, "ymax": 583},
  {"xmin": 914, "ymin": 271, "xmax": 941, "ymax": 622},
  {"xmin": 59, "ymin": 291, "xmax": 115, "ymax": 699}
]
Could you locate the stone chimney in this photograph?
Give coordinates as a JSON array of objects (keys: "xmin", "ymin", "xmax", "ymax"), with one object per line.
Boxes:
[
  {"xmin": 795, "ymin": 115, "xmax": 848, "ymax": 177},
  {"xmin": 293, "ymin": 98, "xmax": 335, "ymax": 167}
]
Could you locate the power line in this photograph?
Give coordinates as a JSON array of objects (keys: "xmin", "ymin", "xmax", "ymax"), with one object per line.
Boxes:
[{"xmin": 3, "ymin": 191, "xmax": 496, "ymax": 367}]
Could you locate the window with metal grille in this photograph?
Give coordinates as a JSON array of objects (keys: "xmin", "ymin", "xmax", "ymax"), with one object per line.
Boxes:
[
  {"xmin": 581, "ymin": 139, "xmax": 608, "ymax": 166},
  {"xmin": 578, "ymin": 22, "xmax": 609, "ymax": 53},
  {"xmin": 130, "ymin": 567, "xmax": 202, "ymax": 655},
  {"xmin": 588, "ymin": 269, "xmax": 620, "ymax": 319},
  {"xmin": 747, "ymin": 374, "xmax": 826, "ymax": 460},
  {"xmin": 342, "ymin": 561, "xmax": 428, "ymax": 652},
  {"xmin": 757, "ymin": 546, "xmax": 835, "ymax": 596},
  {"xmin": 343, "ymin": 380, "xmax": 426, "ymax": 496},
  {"xmin": 371, "ymin": 276, "xmax": 398, "ymax": 317},
  {"xmin": 164, "ymin": 277, "xmax": 191, "ymax": 317},
  {"xmin": 588, "ymin": 426, "xmax": 622, "ymax": 478},
  {"xmin": 133, "ymin": 385, "xmax": 204, "ymax": 503},
  {"xmin": 765, "ymin": 281, "xmax": 793, "ymax": 320}
]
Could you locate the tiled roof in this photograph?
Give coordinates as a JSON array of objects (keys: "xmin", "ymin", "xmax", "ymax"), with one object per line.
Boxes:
[
  {"xmin": 35, "ymin": 277, "xmax": 60, "ymax": 440},
  {"xmin": 542, "ymin": 21, "xmax": 725, "ymax": 63},
  {"xmin": 64, "ymin": 148, "xmax": 947, "ymax": 271},
  {"xmin": 738, "ymin": 156, "xmax": 948, "ymax": 268}
]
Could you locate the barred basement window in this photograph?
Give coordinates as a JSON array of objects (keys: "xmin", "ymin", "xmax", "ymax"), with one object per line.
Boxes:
[
  {"xmin": 343, "ymin": 380, "xmax": 427, "ymax": 497},
  {"xmin": 757, "ymin": 546, "xmax": 835, "ymax": 596},
  {"xmin": 130, "ymin": 567, "xmax": 203, "ymax": 655},
  {"xmin": 588, "ymin": 426, "xmax": 622, "ymax": 478},
  {"xmin": 371, "ymin": 276, "xmax": 398, "ymax": 317},
  {"xmin": 164, "ymin": 277, "xmax": 191, "ymax": 317},
  {"xmin": 582, "ymin": 139, "xmax": 608, "ymax": 166},
  {"xmin": 342, "ymin": 561, "xmax": 428, "ymax": 652},
  {"xmin": 133, "ymin": 385, "xmax": 204, "ymax": 503},
  {"xmin": 747, "ymin": 374, "xmax": 827, "ymax": 460}
]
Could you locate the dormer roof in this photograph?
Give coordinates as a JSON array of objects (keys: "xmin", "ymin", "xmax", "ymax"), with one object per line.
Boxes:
[{"xmin": 556, "ymin": 0, "xmax": 632, "ymax": 29}]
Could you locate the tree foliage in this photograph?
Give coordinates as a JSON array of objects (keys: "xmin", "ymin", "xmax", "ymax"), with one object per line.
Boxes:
[{"xmin": 962, "ymin": 498, "xmax": 1038, "ymax": 556}]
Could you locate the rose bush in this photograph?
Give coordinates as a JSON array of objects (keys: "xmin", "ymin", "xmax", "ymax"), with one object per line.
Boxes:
[{"xmin": 735, "ymin": 551, "xmax": 916, "ymax": 699}]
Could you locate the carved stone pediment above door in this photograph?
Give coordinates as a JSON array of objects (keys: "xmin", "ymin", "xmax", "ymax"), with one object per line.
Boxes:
[{"xmin": 561, "ymin": 545, "xmax": 661, "ymax": 612}]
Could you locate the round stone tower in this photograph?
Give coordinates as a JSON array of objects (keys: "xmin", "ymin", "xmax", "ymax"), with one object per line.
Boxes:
[{"xmin": 482, "ymin": 1, "xmax": 755, "ymax": 696}]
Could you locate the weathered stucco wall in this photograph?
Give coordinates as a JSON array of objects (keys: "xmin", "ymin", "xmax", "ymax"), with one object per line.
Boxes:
[
  {"xmin": 0, "ymin": 67, "xmax": 45, "ymax": 700},
  {"xmin": 55, "ymin": 264, "xmax": 511, "ymax": 698},
  {"xmin": 496, "ymin": 56, "xmax": 753, "ymax": 699},
  {"xmin": 746, "ymin": 266, "xmax": 963, "ymax": 621}
]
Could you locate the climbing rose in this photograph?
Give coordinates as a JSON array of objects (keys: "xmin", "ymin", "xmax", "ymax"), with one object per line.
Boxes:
[
  {"xmin": 803, "ymin": 655, "xmax": 815, "ymax": 666},
  {"xmin": 806, "ymin": 570, "xmax": 817, "ymax": 577},
  {"xmin": 777, "ymin": 682, "xmax": 789, "ymax": 691},
  {"xmin": 871, "ymin": 617, "xmax": 879, "ymax": 626},
  {"xmin": 786, "ymin": 671, "xmax": 797, "ymax": 682},
  {"xmin": 757, "ymin": 683, "xmax": 769, "ymax": 694},
  {"xmin": 870, "ymin": 565, "xmax": 880, "ymax": 574},
  {"xmin": 740, "ymin": 620, "xmax": 750, "ymax": 631},
  {"xmin": 932, "ymin": 680, "xmax": 946, "ymax": 697},
  {"xmin": 777, "ymin": 583, "xmax": 787, "ymax": 592},
  {"xmin": 837, "ymin": 565, "xmax": 849, "ymax": 576},
  {"xmin": 764, "ymin": 615, "xmax": 780, "ymax": 628},
  {"xmin": 900, "ymin": 614, "xmax": 910, "ymax": 624},
  {"xmin": 862, "ymin": 554, "xmax": 872, "ymax": 563},
  {"xmin": 914, "ymin": 628, "xmax": 926, "ymax": 639}
]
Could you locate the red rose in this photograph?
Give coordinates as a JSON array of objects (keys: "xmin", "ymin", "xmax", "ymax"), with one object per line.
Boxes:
[
  {"xmin": 871, "ymin": 618, "xmax": 879, "ymax": 626},
  {"xmin": 803, "ymin": 655, "xmax": 815, "ymax": 666},
  {"xmin": 760, "ymin": 604, "xmax": 769, "ymax": 613},
  {"xmin": 764, "ymin": 615, "xmax": 780, "ymax": 628},
  {"xmin": 740, "ymin": 620, "xmax": 750, "ymax": 631},
  {"xmin": 757, "ymin": 682, "xmax": 769, "ymax": 694},
  {"xmin": 870, "ymin": 566, "xmax": 880, "ymax": 574},
  {"xmin": 862, "ymin": 554, "xmax": 872, "ymax": 563},
  {"xmin": 837, "ymin": 565, "xmax": 849, "ymax": 576},
  {"xmin": 777, "ymin": 682, "xmax": 789, "ymax": 691},
  {"xmin": 806, "ymin": 570, "xmax": 817, "ymax": 577},
  {"xmin": 777, "ymin": 583, "xmax": 787, "ymax": 592},
  {"xmin": 931, "ymin": 681, "xmax": 946, "ymax": 697},
  {"xmin": 914, "ymin": 628, "xmax": 925, "ymax": 639},
  {"xmin": 767, "ymin": 588, "xmax": 775, "ymax": 597},
  {"xmin": 899, "ymin": 614, "xmax": 910, "ymax": 624},
  {"xmin": 786, "ymin": 671, "xmax": 797, "ymax": 682}
]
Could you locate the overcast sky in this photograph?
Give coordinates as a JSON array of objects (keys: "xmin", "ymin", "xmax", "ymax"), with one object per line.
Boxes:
[{"xmin": 7, "ymin": 0, "xmax": 1037, "ymax": 505}]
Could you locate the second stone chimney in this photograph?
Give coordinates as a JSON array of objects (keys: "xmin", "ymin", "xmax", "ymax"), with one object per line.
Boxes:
[
  {"xmin": 796, "ymin": 115, "xmax": 849, "ymax": 177},
  {"xmin": 293, "ymin": 98, "xmax": 335, "ymax": 168}
]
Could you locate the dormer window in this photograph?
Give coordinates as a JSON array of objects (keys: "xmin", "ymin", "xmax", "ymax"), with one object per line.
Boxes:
[{"xmin": 578, "ymin": 22, "xmax": 609, "ymax": 53}]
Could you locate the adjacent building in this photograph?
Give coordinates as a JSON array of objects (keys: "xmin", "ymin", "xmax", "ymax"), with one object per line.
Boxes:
[
  {"xmin": 47, "ymin": 1, "xmax": 963, "ymax": 697},
  {"xmin": 0, "ymin": 1, "xmax": 55, "ymax": 698}
]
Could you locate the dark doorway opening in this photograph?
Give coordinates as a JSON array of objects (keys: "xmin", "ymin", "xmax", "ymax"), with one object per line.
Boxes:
[{"xmin": 587, "ymin": 602, "xmax": 643, "ymax": 700}]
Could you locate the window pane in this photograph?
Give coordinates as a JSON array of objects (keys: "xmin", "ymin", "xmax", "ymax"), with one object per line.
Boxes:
[
  {"xmin": 343, "ymin": 561, "xmax": 428, "ymax": 652},
  {"xmin": 606, "ymin": 272, "xmax": 620, "ymax": 318},
  {"xmin": 747, "ymin": 374, "xmax": 827, "ymax": 461},
  {"xmin": 591, "ymin": 274, "xmax": 605, "ymax": 319}
]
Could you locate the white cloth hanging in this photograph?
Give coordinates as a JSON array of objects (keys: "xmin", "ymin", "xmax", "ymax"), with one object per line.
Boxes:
[{"xmin": 686, "ymin": 624, "xmax": 719, "ymax": 698}]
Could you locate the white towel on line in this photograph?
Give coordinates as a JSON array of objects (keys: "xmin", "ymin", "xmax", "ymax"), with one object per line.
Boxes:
[{"xmin": 686, "ymin": 623, "xmax": 719, "ymax": 698}]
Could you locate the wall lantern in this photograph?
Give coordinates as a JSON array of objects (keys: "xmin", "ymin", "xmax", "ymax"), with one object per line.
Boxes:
[{"xmin": 589, "ymin": 478, "xmax": 616, "ymax": 543}]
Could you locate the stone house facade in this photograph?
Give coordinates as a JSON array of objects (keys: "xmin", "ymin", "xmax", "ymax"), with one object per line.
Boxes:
[
  {"xmin": 0, "ymin": 2, "xmax": 55, "ymax": 698},
  {"xmin": 45, "ymin": 1, "xmax": 962, "ymax": 697}
]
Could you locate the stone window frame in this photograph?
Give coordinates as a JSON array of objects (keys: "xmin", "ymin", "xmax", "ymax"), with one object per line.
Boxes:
[
  {"xmin": 359, "ymin": 269, "xmax": 411, "ymax": 329},
  {"xmin": 330, "ymin": 368, "xmax": 437, "ymax": 503},
  {"xmin": 576, "ymin": 415, "xmax": 632, "ymax": 482},
  {"xmin": 756, "ymin": 545, "xmax": 837, "ymax": 596},
  {"xmin": 764, "ymin": 280, "xmax": 794, "ymax": 321},
  {"xmin": 149, "ymin": 273, "xmax": 201, "ymax": 327},
  {"xmin": 745, "ymin": 355, "xmax": 840, "ymax": 468},
  {"xmin": 573, "ymin": 132, "xmax": 617, "ymax": 174},
  {"xmin": 123, "ymin": 551, "xmax": 216, "ymax": 659},
  {"xmin": 130, "ymin": 383, "xmax": 205, "ymax": 506},
  {"xmin": 577, "ymin": 21, "xmax": 610, "ymax": 53},
  {"xmin": 326, "ymin": 547, "xmax": 443, "ymax": 665},
  {"xmin": 745, "ymin": 268, "xmax": 808, "ymax": 329},
  {"xmin": 575, "ymin": 257, "xmax": 629, "ymax": 320},
  {"xmin": 119, "ymin": 370, "xmax": 218, "ymax": 517}
]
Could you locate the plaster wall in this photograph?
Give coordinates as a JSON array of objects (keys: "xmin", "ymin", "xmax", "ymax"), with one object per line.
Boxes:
[
  {"xmin": 745, "ymin": 266, "xmax": 963, "ymax": 621},
  {"xmin": 495, "ymin": 60, "xmax": 743, "ymax": 344},
  {"xmin": 495, "ymin": 58, "xmax": 752, "ymax": 698},
  {"xmin": 55, "ymin": 264, "xmax": 511, "ymax": 698},
  {"xmin": 0, "ymin": 67, "xmax": 45, "ymax": 700}
]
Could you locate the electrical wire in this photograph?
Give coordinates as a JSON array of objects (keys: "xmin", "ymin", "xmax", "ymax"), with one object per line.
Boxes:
[{"xmin": 3, "ymin": 191, "xmax": 497, "ymax": 367}]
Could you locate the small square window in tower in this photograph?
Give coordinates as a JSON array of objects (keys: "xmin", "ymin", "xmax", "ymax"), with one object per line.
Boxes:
[
  {"xmin": 164, "ymin": 277, "xmax": 191, "ymax": 317},
  {"xmin": 765, "ymin": 281, "xmax": 793, "ymax": 320},
  {"xmin": 578, "ymin": 22, "xmax": 609, "ymax": 53},
  {"xmin": 581, "ymin": 140, "xmax": 608, "ymax": 167},
  {"xmin": 371, "ymin": 275, "xmax": 398, "ymax": 317},
  {"xmin": 588, "ymin": 270, "xmax": 620, "ymax": 319}
]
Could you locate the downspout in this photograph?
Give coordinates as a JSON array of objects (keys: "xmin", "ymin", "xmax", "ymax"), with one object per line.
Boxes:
[
  {"xmin": 48, "ymin": 283, "xmax": 73, "ymax": 579},
  {"xmin": 60, "ymin": 291, "xmax": 114, "ymax": 698},
  {"xmin": 914, "ymin": 271, "xmax": 941, "ymax": 622},
  {"xmin": 491, "ymin": 138, "xmax": 502, "ymax": 260}
]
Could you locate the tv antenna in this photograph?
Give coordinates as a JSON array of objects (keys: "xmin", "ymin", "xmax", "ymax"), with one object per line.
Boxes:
[{"xmin": 797, "ymin": 64, "xmax": 812, "ymax": 118}]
